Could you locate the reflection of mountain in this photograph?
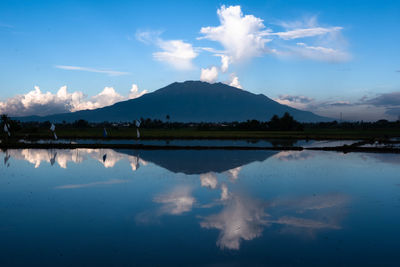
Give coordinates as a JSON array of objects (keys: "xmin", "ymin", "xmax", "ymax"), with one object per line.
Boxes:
[
  {"xmin": 116, "ymin": 149, "xmax": 278, "ymax": 175},
  {"xmin": 3, "ymin": 148, "xmax": 276, "ymax": 175}
]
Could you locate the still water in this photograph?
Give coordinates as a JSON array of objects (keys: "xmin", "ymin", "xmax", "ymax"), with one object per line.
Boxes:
[{"xmin": 0, "ymin": 149, "xmax": 399, "ymax": 266}]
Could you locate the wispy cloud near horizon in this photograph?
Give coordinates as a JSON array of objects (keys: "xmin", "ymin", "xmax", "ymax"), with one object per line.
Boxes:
[{"xmin": 55, "ymin": 65, "xmax": 130, "ymax": 76}]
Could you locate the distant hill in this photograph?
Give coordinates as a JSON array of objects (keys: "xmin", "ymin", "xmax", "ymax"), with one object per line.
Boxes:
[{"xmin": 16, "ymin": 81, "xmax": 331, "ymax": 123}]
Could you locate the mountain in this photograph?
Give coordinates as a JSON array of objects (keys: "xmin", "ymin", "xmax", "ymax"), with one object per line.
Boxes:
[{"xmin": 16, "ymin": 81, "xmax": 331, "ymax": 123}]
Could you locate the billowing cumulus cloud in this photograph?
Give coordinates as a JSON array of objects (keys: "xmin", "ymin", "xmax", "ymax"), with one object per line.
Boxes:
[
  {"xmin": 199, "ymin": 5, "xmax": 271, "ymax": 63},
  {"xmin": 227, "ymin": 74, "xmax": 242, "ymax": 89},
  {"xmin": 200, "ymin": 66, "xmax": 219, "ymax": 83},
  {"xmin": 196, "ymin": 6, "xmax": 349, "ymax": 88},
  {"xmin": 0, "ymin": 84, "xmax": 147, "ymax": 116}
]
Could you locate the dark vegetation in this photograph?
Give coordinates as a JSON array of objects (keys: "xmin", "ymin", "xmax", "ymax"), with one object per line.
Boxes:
[{"xmin": 2, "ymin": 113, "xmax": 400, "ymax": 141}]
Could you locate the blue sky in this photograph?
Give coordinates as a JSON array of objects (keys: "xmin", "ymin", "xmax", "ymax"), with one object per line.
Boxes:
[{"xmin": 1, "ymin": 0, "xmax": 399, "ymax": 120}]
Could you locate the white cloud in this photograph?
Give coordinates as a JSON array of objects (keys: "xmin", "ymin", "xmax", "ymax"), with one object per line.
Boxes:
[
  {"xmin": 274, "ymin": 94, "xmax": 314, "ymax": 110},
  {"xmin": 292, "ymin": 42, "xmax": 350, "ymax": 62},
  {"xmin": 199, "ymin": 9, "xmax": 350, "ymax": 66},
  {"xmin": 227, "ymin": 74, "xmax": 242, "ymax": 89},
  {"xmin": 55, "ymin": 65, "xmax": 129, "ymax": 76},
  {"xmin": 199, "ymin": 5, "xmax": 271, "ymax": 63},
  {"xmin": 129, "ymin": 84, "xmax": 148, "ymax": 99},
  {"xmin": 272, "ymin": 26, "xmax": 342, "ymax": 40},
  {"xmin": 153, "ymin": 39, "xmax": 198, "ymax": 70},
  {"xmin": 0, "ymin": 84, "xmax": 147, "ymax": 116},
  {"xmin": 218, "ymin": 54, "xmax": 230, "ymax": 72},
  {"xmin": 136, "ymin": 30, "xmax": 198, "ymax": 70},
  {"xmin": 200, "ymin": 66, "xmax": 219, "ymax": 83}
]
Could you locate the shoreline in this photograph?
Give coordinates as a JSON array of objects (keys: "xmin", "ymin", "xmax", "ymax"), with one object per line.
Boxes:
[{"xmin": 1, "ymin": 142, "xmax": 399, "ymax": 154}]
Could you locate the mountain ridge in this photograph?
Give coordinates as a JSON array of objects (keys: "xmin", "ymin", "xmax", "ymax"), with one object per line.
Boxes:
[{"xmin": 15, "ymin": 81, "xmax": 332, "ymax": 123}]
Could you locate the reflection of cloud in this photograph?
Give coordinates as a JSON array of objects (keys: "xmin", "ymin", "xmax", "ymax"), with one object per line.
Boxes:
[
  {"xmin": 201, "ymin": 191, "xmax": 348, "ymax": 250},
  {"xmin": 362, "ymin": 153, "xmax": 400, "ymax": 165},
  {"xmin": 154, "ymin": 186, "xmax": 196, "ymax": 215},
  {"xmin": 55, "ymin": 179, "xmax": 128, "ymax": 189},
  {"xmin": 272, "ymin": 216, "xmax": 340, "ymax": 230},
  {"xmin": 6, "ymin": 149, "xmax": 144, "ymax": 171},
  {"xmin": 200, "ymin": 195, "xmax": 269, "ymax": 250},
  {"xmin": 273, "ymin": 151, "xmax": 314, "ymax": 161},
  {"xmin": 269, "ymin": 193, "xmax": 348, "ymax": 238},
  {"xmin": 7, "ymin": 149, "xmax": 84, "ymax": 168},
  {"xmin": 200, "ymin": 172, "xmax": 218, "ymax": 189},
  {"xmin": 226, "ymin": 167, "xmax": 241, "ymax": 181},
  {"xmin": 289, "ymin": 194, "xmax": 349, "ymax": 213},
  {"xmin": 220, "ymin": 183, "xmax": 229, "ymax": 201}
]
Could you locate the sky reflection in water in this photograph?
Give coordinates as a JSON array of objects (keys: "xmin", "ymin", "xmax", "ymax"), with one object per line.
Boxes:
[{"xmin": 0, "ymin": 148, "xmax": 400, "ymax": 266}]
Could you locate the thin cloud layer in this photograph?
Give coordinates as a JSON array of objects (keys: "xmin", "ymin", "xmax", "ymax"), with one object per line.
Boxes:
[
  {"xmin": 55, "ymin": 65, "xmax": 129, "ymax": 76},
  {"xmin": 274, "ymin": 91, "xmax": 400, "ymax": 120},
  {"xmin": 273, "ymin": 26, "xmax": 342, "ymax": 40},
  {"xmin": 153, "ymin": 39, "xmax": 198, "ymax": 70},
  {"xmin": 0, "ymin": 84, "xmax": 147, "ymax": 116},
  {"xmin": 136, "ymin": 30, "xmax": 198, "ymax": 70},
  {"xmin": 292, "ymin": 42, "xmax": 350, "ymax": 62}
]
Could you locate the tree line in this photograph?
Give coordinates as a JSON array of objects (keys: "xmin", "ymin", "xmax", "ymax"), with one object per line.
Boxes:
[{"xmin": 2, "ymin": 112, "xmax": 400, "ymax": 137}]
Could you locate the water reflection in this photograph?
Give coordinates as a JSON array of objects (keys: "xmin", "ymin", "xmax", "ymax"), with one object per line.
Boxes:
[
  {"xmin": 2, "ymin": 148, "xmax": 147, "ymax": 171},
  {"xmin": 1, "ymin": 148, "xmax": 275, "ymax": 175},
  {"xmin": 1, "ymin": 148, "xmax": 399, "ymax": 264}
]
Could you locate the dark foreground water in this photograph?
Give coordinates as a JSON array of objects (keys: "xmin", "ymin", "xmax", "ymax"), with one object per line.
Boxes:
[{"xmin": 0, "ymin": 149, "xmax": 399, "ymax": 266}]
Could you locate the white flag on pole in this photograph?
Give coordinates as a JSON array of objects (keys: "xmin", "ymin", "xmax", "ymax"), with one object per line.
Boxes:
[{"xmin": 4, "ymin": 124, "xmax": 10, "ymax": 136}]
